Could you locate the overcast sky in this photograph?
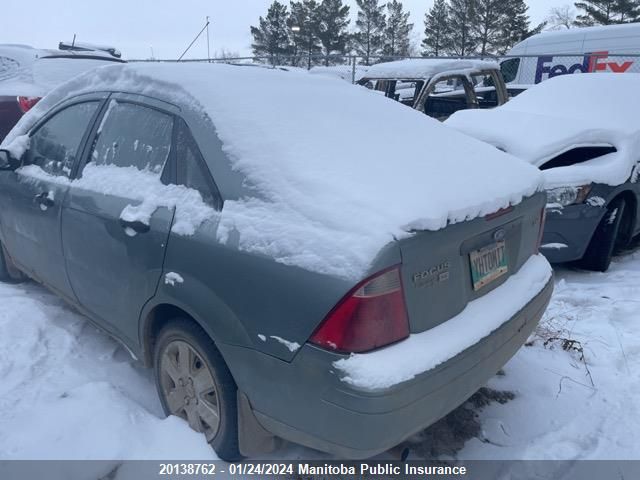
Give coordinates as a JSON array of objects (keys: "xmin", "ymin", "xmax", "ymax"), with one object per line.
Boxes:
[{"xmin": 3, "ymin": 0, "xmax": 560, "ymax": 60}]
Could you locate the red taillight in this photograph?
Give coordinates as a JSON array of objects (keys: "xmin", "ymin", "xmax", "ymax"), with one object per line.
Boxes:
[
  {"xmin": 536, "ymin": 207, "xmax": 546, "ymax": 253},
  {"xmin": 310, "ymin": 266, "xmax": 410, "ymax": 353},
  {"xmin": 17, "ymin": 96, "xmax": 41, "ymax": 114}
]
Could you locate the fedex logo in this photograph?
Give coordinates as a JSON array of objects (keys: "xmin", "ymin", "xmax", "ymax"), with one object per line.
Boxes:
[{"xmin": 535, "ymin": 51, "xmax": 634, "ymax": 83}]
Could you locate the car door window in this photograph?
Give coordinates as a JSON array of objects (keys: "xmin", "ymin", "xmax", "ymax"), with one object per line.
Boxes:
[
  {"xmin": 89, "ymin": 101, "xmax": 173, "ymax": 175},
  {"xmin": 23, "ymin": 102, "xmax": 99, "ymax": 177},
  {"xmin": 175, "ymin": 120, "xmax": 222, "ymax": 210}
]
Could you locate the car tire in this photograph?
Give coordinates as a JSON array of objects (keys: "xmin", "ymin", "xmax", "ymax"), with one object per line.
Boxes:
[
  {"xmin": 578, "ymin": 198, "xmax": 626, "ymax": 272},
  {"xmin": 0, "ymin": 242, "xmax": 27, "ymax": 283},
  {"xmin": 154, "ymin": 318, "xmax": 242, "ymax": 462}
]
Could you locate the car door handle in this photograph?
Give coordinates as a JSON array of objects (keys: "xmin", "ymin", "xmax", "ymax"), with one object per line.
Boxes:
[
  {"xmin": 119, "ymin": 218, "xmax": 151, "ymax": 234},
  {"xmin": 34, "ymin": 192, "xmax": 54, "ymax": 208}
]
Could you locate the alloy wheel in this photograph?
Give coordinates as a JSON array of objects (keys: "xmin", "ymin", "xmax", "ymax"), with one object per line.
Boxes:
[{"xmin": 159, "ymin": 340, "xmax": 220, "ymax": 441}]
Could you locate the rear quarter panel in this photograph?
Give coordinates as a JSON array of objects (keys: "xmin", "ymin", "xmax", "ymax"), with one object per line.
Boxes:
[{"xmin": 147, "ymin": 219, "xmax": 360, "ymax": 362}]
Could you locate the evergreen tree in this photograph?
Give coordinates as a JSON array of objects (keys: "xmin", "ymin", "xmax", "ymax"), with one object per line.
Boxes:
[
  {"xmin": 422, "ymin": 0, "xmax": 450, "ymax": 56},
  {"xmin": 615, "ymin": 0, "xmax": 640, "ymax": 22},
  {"xmin": 250, "ymin": 1, "xmax": 292, "ymax": 65},
  {"xmin": 383, "ymin": 0, "xmax": 413, "ymax": 58},
  {"xmin": 354, "ymin": 0, "xmax": 387, "ymax": 65},
  {"xmin": 574, "ymin": 0, "xmax": 618, "ymax": 25},
  {"xmin": 444, "ymin": 0, "xmax": 478, "ymax": 56},
  {"xmin": 474, "ymin": 0, "xmax": 508, "ymax": 55},
  {"xmin": 316, "ymin": 0, "xmax": 351, "ymax": 65},
  {"xmin": 289, "ymin": 0, "xmax": 322, "ymax": 68},
  {"xmin": 498, "ymin": 0, "xmax": 543, "ymax": 53}
]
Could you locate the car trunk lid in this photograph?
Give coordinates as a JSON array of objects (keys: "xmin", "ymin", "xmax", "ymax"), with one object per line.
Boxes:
[{"xmin": 398, "ymin": 192, "xmax": 545, "ymax": 334}]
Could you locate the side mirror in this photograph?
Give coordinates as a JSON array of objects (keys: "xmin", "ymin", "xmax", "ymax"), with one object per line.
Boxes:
[{"xmin": 0, "ymin": 150, "xmax": 20, "ymax": 171}]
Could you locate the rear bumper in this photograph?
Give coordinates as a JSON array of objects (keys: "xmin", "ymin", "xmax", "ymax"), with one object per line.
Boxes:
[
  {"xmin": 223, "ymin": 267, "xmax": 553, "ymax": 458},
  {"xmin": 540, "ymin": 204, "xmax": 603, "ymax": 263}
]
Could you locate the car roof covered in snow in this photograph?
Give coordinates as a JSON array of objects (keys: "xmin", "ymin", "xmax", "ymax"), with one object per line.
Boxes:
[
  {"xmin": 0, "ymin": 44, "xmax": 125, "ymax": 96},
  {"xmin": 446, "ymin": 73, "xmax": 640, "ymax": 187},
  {"xmin": 358, "ymin": 59, "xmax": 499, "ymax": 81},
  {"xmin": 3, "ymin": 62, "xmax": 542, "ymax": 280}
]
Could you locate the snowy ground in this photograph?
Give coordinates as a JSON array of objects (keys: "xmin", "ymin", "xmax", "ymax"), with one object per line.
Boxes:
[{"xmin": 1, "ymin": 250, "xmax": 639, "ymax": 461}]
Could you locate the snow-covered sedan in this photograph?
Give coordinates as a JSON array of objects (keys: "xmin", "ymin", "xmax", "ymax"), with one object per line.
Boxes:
[
  {"xmin": 0, "ymin": 63, "xmax": 552, "ymax": 460},
  {"xmin": 0, "ymin": 43, "xmax": 124, "ymax": 142},
  {"xmin": 447, "ymin": 74, "xmax": 640, "ymax": 272}
]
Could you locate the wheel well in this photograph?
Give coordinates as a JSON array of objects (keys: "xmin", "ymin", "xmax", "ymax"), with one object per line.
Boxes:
[
  {"xmin": 613, "ymin": 191, "xmax": 636, "ymax": 247},
  {"xmin": 142, "ymin": 304, "xmax": 199, "ymax": 367}
]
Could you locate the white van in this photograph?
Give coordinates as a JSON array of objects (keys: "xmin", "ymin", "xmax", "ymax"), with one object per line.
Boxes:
[{"xmin": 501, "ymin": 23, "xmax": 640, "ymax": 89}]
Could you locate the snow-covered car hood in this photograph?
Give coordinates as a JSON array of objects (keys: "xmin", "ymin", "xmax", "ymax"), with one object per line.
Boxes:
[
  {"xmin": 3, "ymin": 63, "xmax": 542, "ymax": 280},
  {"xmin": 446, "ymin": 74, "xmax": 640, "ymax": 189}
]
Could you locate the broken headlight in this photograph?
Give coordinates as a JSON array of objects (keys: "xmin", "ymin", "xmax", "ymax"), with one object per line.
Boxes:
[{"xmin": 546, "ymin": 185, "xmax": 592, "ymax": 208}]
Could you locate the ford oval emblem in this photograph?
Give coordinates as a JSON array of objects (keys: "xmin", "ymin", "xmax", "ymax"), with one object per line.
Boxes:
[{"xmin": 493, "ymin": 229, "xmax": 506, "ymax": 241}]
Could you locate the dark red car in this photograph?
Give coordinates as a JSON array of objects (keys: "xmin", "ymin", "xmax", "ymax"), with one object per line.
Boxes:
[{"xmin": 0, "ymin": 43, "xmax": 124, "ymax": 141}]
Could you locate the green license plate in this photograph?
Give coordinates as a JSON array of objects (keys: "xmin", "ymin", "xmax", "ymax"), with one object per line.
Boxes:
[{"xmin": 469, "ymin": 241, "xmax": 508, "ymax": 291}]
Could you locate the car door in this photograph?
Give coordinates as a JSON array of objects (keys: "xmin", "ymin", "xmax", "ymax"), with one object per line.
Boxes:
[
  {"xmin": 61, "ymin": 95, "xmax": 177, "ymax": 346},
  {"xmin": 0, "ymin": 98, "xmax": 102, "ymax": 299}
]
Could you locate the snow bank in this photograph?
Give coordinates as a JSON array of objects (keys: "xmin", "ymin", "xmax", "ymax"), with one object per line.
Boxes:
[
  {"xmin": 0, "ymin": 282, "xmax": 216, "ymax": 461},
  {"xmin": 359, "ymin": 59, "xmax": 499, "ymax": 81},
  {"xmin": 446, "ymin": 74, "xmax": 640, "ymax": 188},
  {"xmin": 334, "ymin": 255, "xmax": 552, "ymax": 390},
  {"xmin": 460, "ymin": 253, "xmax": 640, "ymax": 460},
  {"xmin": 3, "ymin": 63, "xmax": 542, "ymax": 280}
]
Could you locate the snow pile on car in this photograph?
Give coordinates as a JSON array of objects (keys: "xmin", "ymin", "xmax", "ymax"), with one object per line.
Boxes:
[
  {"xmin": 358, "ymin": 58, "xmax": 499, "ymax": 80},
  {"xmin": 446, "ymin": 74, "xmax": 640, "ymax": 188},
  {"xmin": 3, "ymin": 63, "xmax": 542, "ymax": 280}
]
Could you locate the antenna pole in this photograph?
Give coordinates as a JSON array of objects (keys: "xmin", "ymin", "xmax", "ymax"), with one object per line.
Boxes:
[
  {"xmin": 206, "ymin": 16, "xmax": 211, "ymax": 63},
  {"xmin": 178, "ymin": 19, "xmax": 210, "ymax": 62},
  {"xmin": 72, "ymin": 34, "xmax": 76, "ymax": 48}
]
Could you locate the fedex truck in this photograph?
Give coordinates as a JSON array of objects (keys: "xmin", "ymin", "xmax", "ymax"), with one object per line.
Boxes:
[{"xmin": 501, "ymin": 23, "xmax": 640, "ymax": 91}]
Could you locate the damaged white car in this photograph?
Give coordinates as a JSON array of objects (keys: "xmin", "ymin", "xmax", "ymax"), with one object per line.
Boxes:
[{"xmin": 447, "ymin": 73, "xmax": 640, "ymax": 271}]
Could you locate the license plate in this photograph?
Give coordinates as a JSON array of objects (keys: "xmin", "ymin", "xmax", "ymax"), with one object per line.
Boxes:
[{"xmin": 469, "ymin": 241, "xmax": 508, "ymax": 291}]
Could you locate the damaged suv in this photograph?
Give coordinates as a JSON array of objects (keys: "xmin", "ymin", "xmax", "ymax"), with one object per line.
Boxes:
[
  {"xmin": 447, "ymin": 73, "xmax": 640, "ymax": 271},
  {"xmin": 357, "ymin": 59, "xmax": 509, "ymax": 121}
]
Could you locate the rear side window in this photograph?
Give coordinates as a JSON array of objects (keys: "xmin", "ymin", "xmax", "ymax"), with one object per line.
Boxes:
[
  {"xmin": 24, "ymin": 102, "xmax": 99, "ymax": 177},
  {"xmin": 175, "ymin": 120, "xmax": 222, "ymax": 210},
  {"xmin": 90, "ymin": 101, "xmax": 173, "ymax": 174}
]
